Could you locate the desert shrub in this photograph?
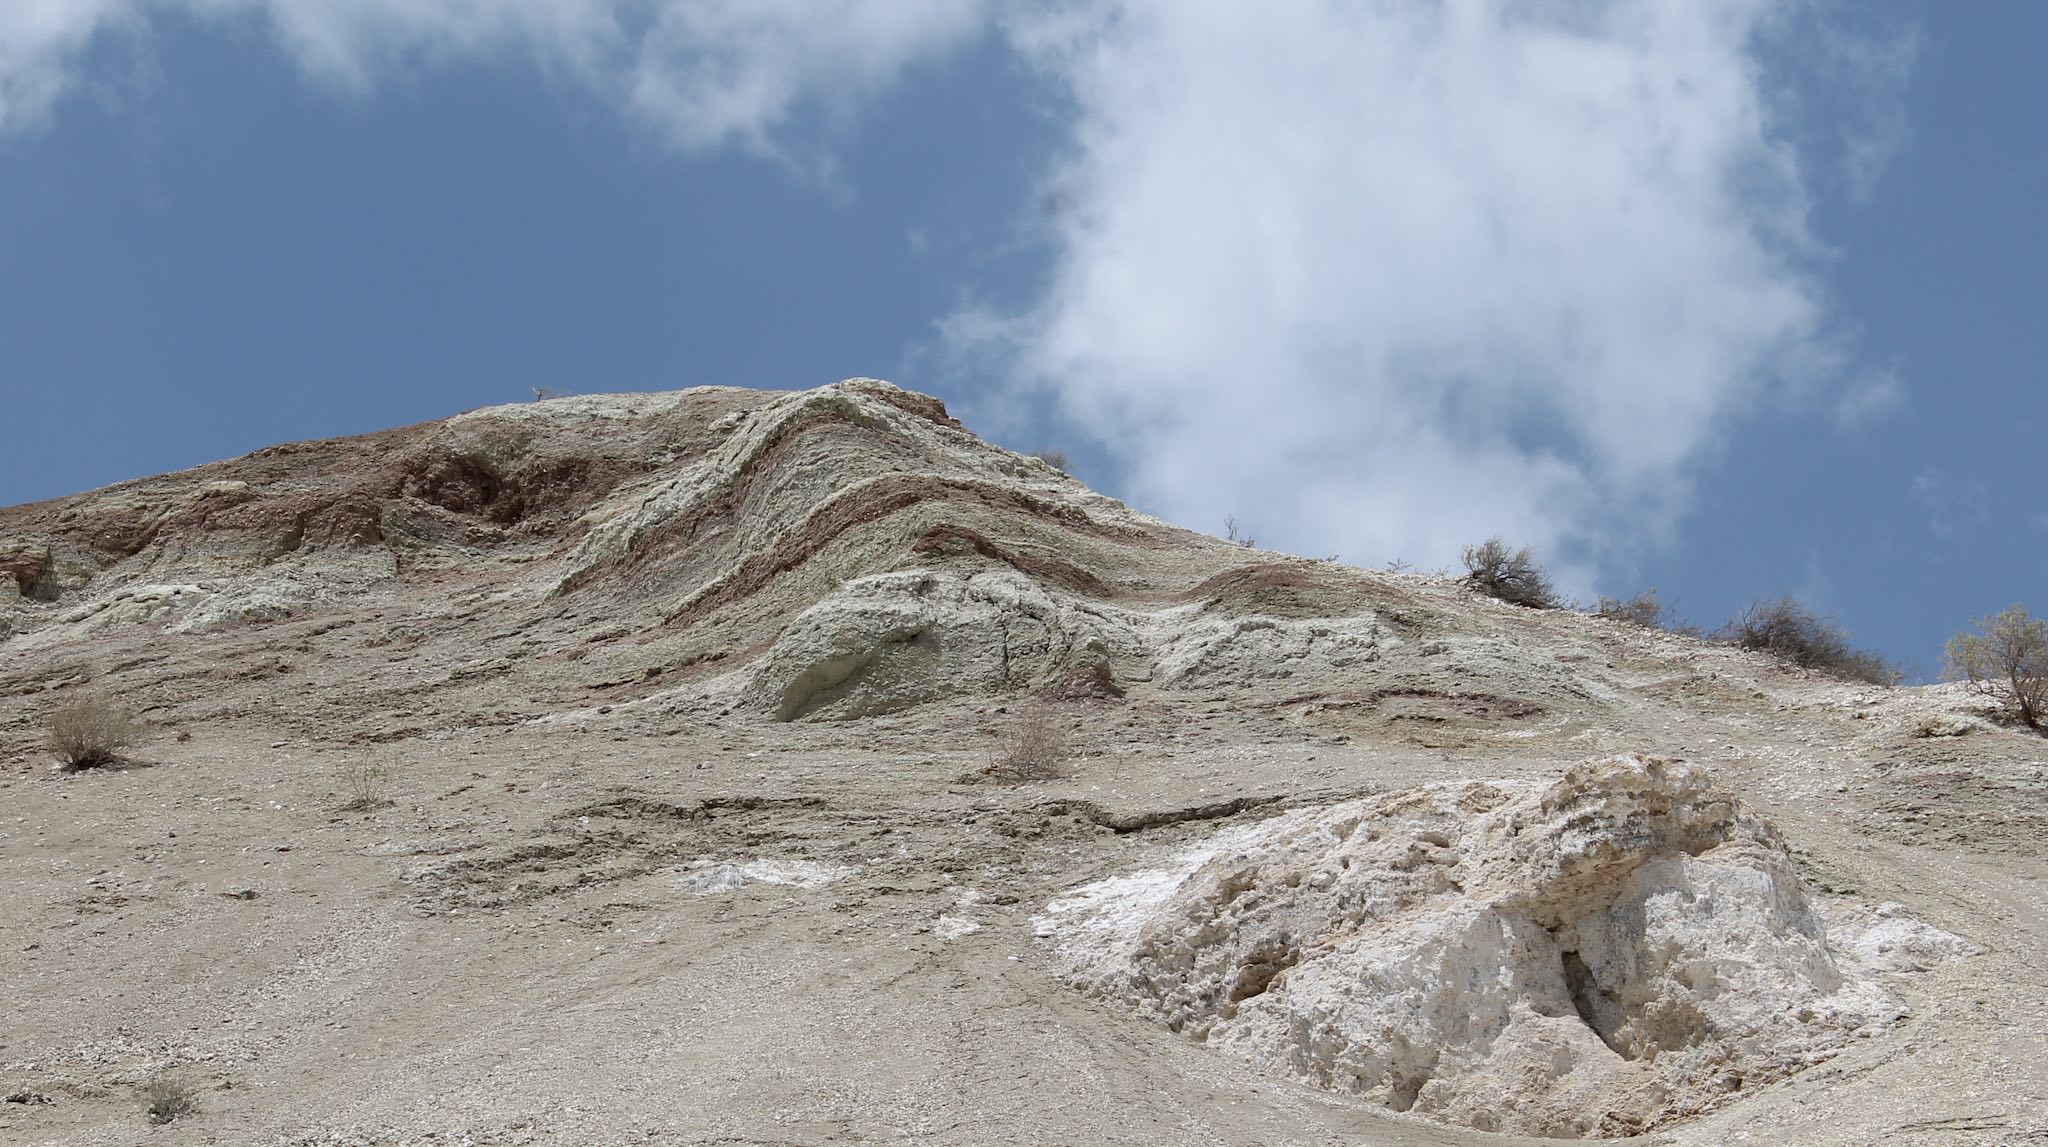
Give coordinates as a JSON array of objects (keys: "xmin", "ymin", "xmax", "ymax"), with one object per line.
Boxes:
[
  {"xmin": 1911, "ymin": 712, "xmax": 1983, "ymax": 739},
  {"xmin": 1223, "ymin": 516, "xmax": 1258, "ymax": 549},
  {"xmin": 1945, "ymin": 605, "xmax": 2048, "ymax": 730},
  {"xmin": 45, "ymin": 692, "xmax": 147, "ymax": 769},
  {"xmin": 983, "ymin": 706, "xmax": 1074, "ymax": 782},
  {"xmin": 1721, "ymin": 597, "xmax": 1899, "ymax": 685},
  {"xmin": 1596, "ymin": 589, "xmax": 1666, "ymax": 627},
  {"xmin": 143, "ymin": 1074, "xmax": 197, "ymax": 1124},
  {"xmin": 1595, "ymin": 588, "xmax": 1697, "ymax": 634},
  {"xmin": 338, "ymin": 761, "xmax": 392, "ymax": 811},
  {"xmin": 1460, "ymin": 538, "xmax": 1560, "ymax": 609},
  {"xmin": 1029, "ymin": 448, "xmax": 1071, "ymax": 473}
]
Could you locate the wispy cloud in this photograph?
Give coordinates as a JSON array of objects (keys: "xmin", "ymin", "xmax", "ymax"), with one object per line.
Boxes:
[
  {"xmin": 0, "ymin": 0, "xmax": 135, "ymax": 132},
  {"xmin": 1, "ymin": 0, "xmax": 986, "ymax": 158},
  {"xmin": 1769, "ymin": 3, "xmax": 1921, "ymax": 204},
  {"xmin": 626, "ymin": 1, "xmax": 985, "ymax": 160},
  {"xmin": 952, "ymin": 1, "xmax": 1912, "ymax": 586}
]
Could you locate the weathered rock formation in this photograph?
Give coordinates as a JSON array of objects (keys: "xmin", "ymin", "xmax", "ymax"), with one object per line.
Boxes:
[
  {"xmin": 0, "ymin": 387, "xmax": 759, "ymax": 639},
  {"xmin": 2, "ymin": 379, "xmax": 1605, "ymax": 728},
  {"xmin": 1037, "ymin": 755, "xmax": 1970, "ymax": 1138}
]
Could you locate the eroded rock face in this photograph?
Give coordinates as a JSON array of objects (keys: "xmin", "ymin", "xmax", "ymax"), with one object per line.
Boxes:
[
  {"xmin": 1037, "ymin": 756, "xmax": 1963, "ymax": 1138},
  {"xmin": 0, "ymin": 388, "xmax": 773, "ymax": 640},
  {"xmin": 0, "ymin": 378, "xmax": 1581, "ymax": 731}
]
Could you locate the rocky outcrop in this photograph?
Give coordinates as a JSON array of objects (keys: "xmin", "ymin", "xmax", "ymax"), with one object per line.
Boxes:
[
  {"xmin": 734, "ymin": 569, "xmax": 1146, "ymax": 721},
  {"xmin": 1036, "ymin": 756, "xmax": 1971, "ymax": 1138},
  {"xmin": 0, "ymin": 378, "xmax": 1583, "ymax": 727},
  {"xmin": 0, "ymin": 388, "xmax": 763, "ymax": 644}
]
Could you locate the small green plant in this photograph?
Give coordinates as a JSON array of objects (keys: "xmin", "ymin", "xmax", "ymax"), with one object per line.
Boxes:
[
  {"xmin": 1945, "ymin": 605, "xmax": 2048, "ymax": 730},
  {"xmin": 983, "ymin": 706, "xmax": 1075, "ymax": 783},
  {"xmin": 143, "ymin": 1074, "xmax": 197, "ymax": 1124},
  {"xmin": 45, "ymin": 692, "xmax": 147, "ymax": 769},
  {"xmin": 1460, "ymin": 537, "xmax": 1560, "ymax": 609},
  {"xmin": 1721, "ymin": 597, "xmax": 1899, "ymax": 685},
  {"xmin": 338, "ymin": 761, "xmax": 391, "ymax": 811}
]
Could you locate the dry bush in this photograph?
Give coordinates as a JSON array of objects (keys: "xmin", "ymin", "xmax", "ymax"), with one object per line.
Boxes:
[
  {"xmin": 45, "ymin": 692, "xmax": 147, "ymax": 769},
  {"xmin": 1223, "ymin": 516, "xmax": 1258, "ymax": 549},
  {"xmin": 1039, "ymin": 661, "xmax": 1126, "ymax": 703},
  {"xmin": 1721, "ymin": 597, "xmax": 1899, "ymax": 685},
  {"xmin": 1946, "ymin": 605, "xmax": 2048, "ymax": 730},
  {"xmin": 1595, "ymin": 588, "xmax": 1697, "ymax": 634},
  {"xmin": 983, "ymin": 706, "xmax": 1075, "ymax": 782},
  {"xmin": 1460, "ymin": 537, "xmax": 1560, "ymax": 609},
  {"xmin": 143, "ymin": 1074, "xmax": 197, "ymax": 1124},
  {"xmin": 1029, "ymin": 448, "xmax": 1072, "ymax": 473},
  {"xmin": 338, "ymin": 761, "xmax": 392, "ymax": 811}
]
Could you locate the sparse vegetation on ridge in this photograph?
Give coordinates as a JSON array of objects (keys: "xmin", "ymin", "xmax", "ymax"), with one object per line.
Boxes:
[
  {"xmin": 1029, "ymin": 448, "xmax": 1072, "ymax": 473},
  {"xmin": 45, "ymin": 692, "xmax": 147, "ymax": 769},
  {"xmin": 1596, "ymin": 588, "xmax": 1697, "ymax": 634},
  {"xmin": 1946, "ymin": 605, "xmax": 2047, "ymax": 730},
  {"xmin": 1721, "ymin": 597, "xmax": 1899, "ymax": 685},
  {"xmin": 1461, "ymin": 537, "xmax": 1561, "ymax": 609}
]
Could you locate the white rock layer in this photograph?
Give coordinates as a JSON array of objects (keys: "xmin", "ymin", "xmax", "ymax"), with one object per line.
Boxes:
[{"xmin": 1038, "ymin": 756, "xmax": 1967, "ymax": 1138}]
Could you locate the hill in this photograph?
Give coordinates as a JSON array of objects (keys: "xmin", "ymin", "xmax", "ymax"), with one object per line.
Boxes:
[{"xmin": 2, "ymin": 380, "xmax": 2041, "ymax": 1144}]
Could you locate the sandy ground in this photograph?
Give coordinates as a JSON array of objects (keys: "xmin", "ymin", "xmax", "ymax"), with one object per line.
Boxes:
[{"xmin": 4, "ymin": 600, "xmax": 2046, "ymax": 1147}]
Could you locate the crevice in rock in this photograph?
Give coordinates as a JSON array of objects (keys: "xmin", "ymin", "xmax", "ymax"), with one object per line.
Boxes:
[
  {"xmin": 1388, "ymin": 1071, "xmax": 1431, "ymax": 1112},
  {"xmin": 1035, "ymin": 794, "xmax": 1283, "ymax": 834},
  {"xmin": 1562, "ymin": 948, "xmax": 1632, "ymax": 1059},
  {"xmin": 1227, "ymin": 937, "xmax": 1300, "ymax": 1006}
]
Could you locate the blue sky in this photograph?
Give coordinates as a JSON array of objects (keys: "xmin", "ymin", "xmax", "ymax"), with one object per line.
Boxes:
[{"xmin": 1, "ymin": 1, "xmax": 2041, "ymax": 679}]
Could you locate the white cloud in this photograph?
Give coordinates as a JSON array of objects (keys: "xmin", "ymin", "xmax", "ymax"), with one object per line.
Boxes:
[
  {"xmin": 0, "ymin": 0, "xmax": 136, "ymax": 132},
  {"xmin": 627, "ymin": 0, "xmax": 985, "ymax": 157},
  {"xmin": 0, "ymin": 0, "xmax": 985, "ymax": 154},
  {"xmin": 958, "ymin": 0, "xmax": 1907, "ymax": 587}
]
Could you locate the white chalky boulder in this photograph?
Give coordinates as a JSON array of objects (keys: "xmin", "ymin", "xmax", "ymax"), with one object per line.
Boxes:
[{"xmin": 1038, "ymin": 755, "xmax": 1968, "ymax": 1138}]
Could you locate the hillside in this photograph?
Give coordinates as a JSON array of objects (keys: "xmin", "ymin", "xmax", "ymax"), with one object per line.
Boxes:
[{"xmin": 2, "ymin": 379, "xmax": 2042, "ymax": 1145}]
